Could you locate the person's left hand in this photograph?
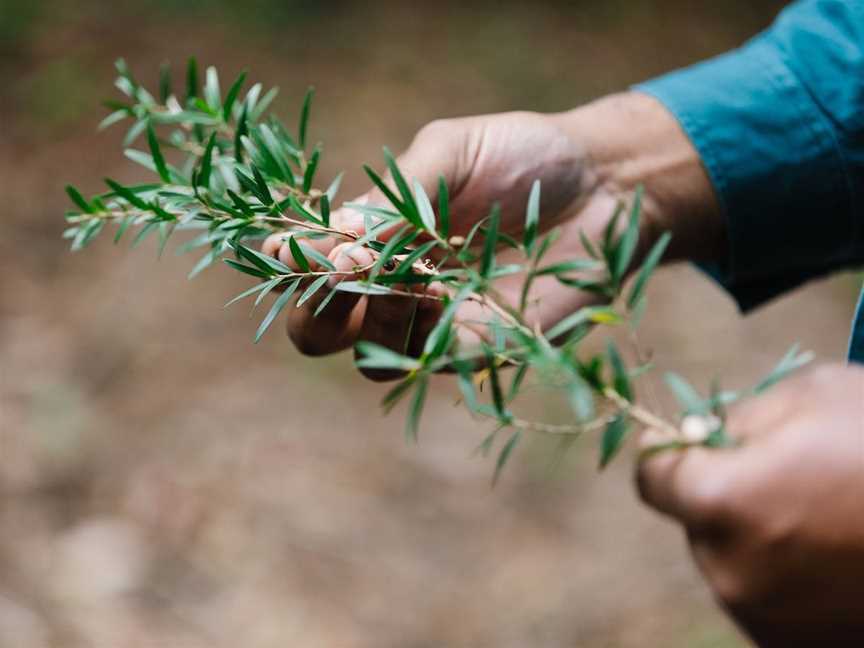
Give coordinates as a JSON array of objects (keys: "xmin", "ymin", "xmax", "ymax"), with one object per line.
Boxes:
[{"xmin": 637, "ymin": 362, "xmax": 864, "ymax": 648}]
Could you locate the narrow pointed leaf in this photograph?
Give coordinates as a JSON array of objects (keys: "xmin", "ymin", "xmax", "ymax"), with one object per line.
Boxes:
[
  {"xmin": 627, "ymin": 232, "xmax": 671, "ymax": 310},
  {"xmin": 492, "ymin": 431, "xmax": 521, "ymax": 487},
  {"xmin": 255, "ymin": 278, "xmax": 300, "ymax": 342},
  {"xmin": 298, "ymin": 86, "xmax": 314, "ymax": 149},
  {"xmin": 406, "ymin": 376, "xmax": 428, "ymax": 443},
  {"xmin": 302, "ymin": 146, "xmax": 320, "ymax": 194},
  {"xmin": 606, "ymin": 340, "xmax": 632, "ymax": 401},
  {"xmin": 65, "ymin": 185, "xmax": 92, "ymax": 213},
  {"xmin": 159, "ymin": 62, "xmax": 171, "ymax": 103},
  {"xmin": 222, "ymin": 70, "xmax": 247, "ymax": 121},
  {"xmin": 413, "ymin": 179, "xmax": 436, "ymax": 232},
  {"xmin": 664, "ymin": 372, "xmax": 709, "ymax": 415},
  {"xmin": 146, "ymin": 123, "xmax": 170, "ymax": 182},
  {"xmin": 479, "ymin": 204, "xmax": 500, "ymax": 278},
  {"xmin": 524, "ymin": 179, "xmax": 540, "ymax": 253},
  {"xmin": 288, "ymin": 236, "xmax": 310, "ymax": 272},
  {"xmin": 599, "ymin": 414, "xmax": 631, "ymax": 469},
  {"xmin": 186, "ymin": 57, "xmax": 199, "ymax": 101},
  {"xmin": 297, "ymin": 275, "xmax": 329, "ymax": 307}
]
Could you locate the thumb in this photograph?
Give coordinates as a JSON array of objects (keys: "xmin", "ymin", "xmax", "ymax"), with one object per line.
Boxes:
[{"xmin": 636, "ymin": 432, "xmax": 739, "ymax": 527}]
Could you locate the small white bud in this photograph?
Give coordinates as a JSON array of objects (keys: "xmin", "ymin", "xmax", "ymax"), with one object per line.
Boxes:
[{"xmin": 680, "ymin": 414, "xmax": 722, "ymax": 443}]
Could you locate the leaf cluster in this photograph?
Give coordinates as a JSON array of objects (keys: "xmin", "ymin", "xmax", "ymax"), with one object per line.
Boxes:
[{"xmin": 63, "ymin": 61, "xmax": 813, "ymax": 483}]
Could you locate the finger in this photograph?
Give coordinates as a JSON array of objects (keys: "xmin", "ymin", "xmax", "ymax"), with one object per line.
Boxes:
[
  {"xmin": 353, "ymin": 289, "xmax": 424, "ymax": 382},
  {"xmin": 636, "ymin": 438, "xmax": 738, "ymax": 528},
  {"xmin": 285, "ymin": 243, "xmax": 371, "ymax": 356}
]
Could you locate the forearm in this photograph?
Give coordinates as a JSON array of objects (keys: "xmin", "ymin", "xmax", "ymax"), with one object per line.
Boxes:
[{"xmin": 551, "ymin": 92, "xmax": 727, "ymax": 264}]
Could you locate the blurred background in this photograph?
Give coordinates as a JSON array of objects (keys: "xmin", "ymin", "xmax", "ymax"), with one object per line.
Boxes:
[{"xmin": 1, "ymin": 1, "xmax": 860, "ymax": 646}]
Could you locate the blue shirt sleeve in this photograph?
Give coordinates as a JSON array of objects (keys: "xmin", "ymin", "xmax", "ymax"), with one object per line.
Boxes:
[{"xmin": 635, "ymin": 0, "xmax": 864, "ymax": 312}]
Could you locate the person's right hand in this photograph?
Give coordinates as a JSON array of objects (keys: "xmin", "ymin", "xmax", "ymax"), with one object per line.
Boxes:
[{"xmin": 261, "ymin": 93, "xmax": 722, "ymax": 379}]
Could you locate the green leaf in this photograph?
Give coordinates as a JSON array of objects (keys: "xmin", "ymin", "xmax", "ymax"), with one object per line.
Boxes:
[
  {"xmin": 233, "ymin": 243, "xmax": 291, "ymax": 275},
  {"xmin": 146, "ymin": 123, "xmax": 170, "ymax": 183},
  {"xmin": 255, "ymin": 279, "xmax": 300, "ymax": 344},
  {"xmin": 223, "ymin": 279, "xmax": 272, "ymax": 308},
  {"xmin": 297, "ymin": 243, "xmax": 336, "ymax": 271},
  {"xmin": 65, "ymin": 185, "xmax": 92, "ymax": 213},
  {"xmin": 131, "ymin": 220, "xmax": 159, "ymax": 248},
  {"xmin": 255, "ymin": 278, "xmax": 300, "ymax": 342},
  {"xmin": 613, "ymin": 185, "xmax": 642, "ymax": 281},
  {"xmin": 627, "ymin": 232, "xmax": 671, "ymax": 310},
  {"xmin": 224, "ymin": 258, "xmax": 270, "ymax": 278},
  {"xmin": 186, "ymin": 57, "xmax": 199, "ymax": 102},
  {"xmin": 752, "ymin": 344, "xmax": 814, "ymax": 394},
  {"xmin": 302, "ymin": 145, "xmax": 320, "ymax": 194},
  {"xmin": 313, "ymin": 286, "xmax": 339, "ymax": 317},
  {"xmin": 298, "ymin": 86, "xmax": 314, "ymax": 149},
  {"xmin": 534, "ymin": 259, "xmax": 601, "ymax": 276},
  {"xmin": 159, "ymin": 61, "xmax": 172, "ymax": 103},
  {"xmin": 545, "ymin": 306, "xmax": 622, "ymax": 341},
  {"xmin": 114, "ymin": 215, "xmax": 133, "ymax": 243},
  {"xmin": 204, "ymin": 66, "xmax": 221, "ymax": 112},
  {"xmin": 606, "ymin": 340, "xmax": 633, "ymax": 401},
  {"xmin": 285, "ymin": 195, "xmax": 322, "ymax": 225},
  {"xmin": 222, "ymin": 70, "xmax": 247, "ymax": 121},
  {"xmin": 533, "ymin": 228, "xmax": 561, "ymax": 265},
  {"xmin": 486, "ymin": 351, "xmax": 508, "ymax": 421},
  {"xmin": 479, "ymin": 204, "xmax": 500, "ymax": 278},
  {"xmin": 250, "ymin": 164, "xmax": 273, "ymax": 205},
  {"xmin": 288, "ymin": 236, "xmax": 311, "ymax": 272},
  {"xmin": 335, "ymin": 281, "xmax": 394, "ymax": 295},
  {"xmin": 599, "ymin": 414, "xmax": 631, "ymax": 469},
  {"xmin": 492, "ymin": 431, "xmax": 521, "ymax": 487},
  {"xmin": 187, "ymin": 247, "xmax": 221, "ymax": 279},
  {"xmin": 383, "ymin": 147, "xmax": 420, "ymax": 223},
  {"xmin": 579, "ymin": 229, "xmax": 599, "ymax": 259},
  {"xmin": 413, "ymin": 179, "xmax": 436, "ymax": 232},
  {"xmin": 98, "ymin": 109, "xmax": 128, "ymax": 131},
  {"xmin": 297, "ymin": 275, "xmax": 329, "ymax": 307},
  {"xmin": 319, "ymin": 195, "xmax": 331, "ymax": 227},
  {"xmin": 370, "ymin": 225, "xmax": 417, "ymax": 280},
  {"xmin": 198, "ymin": 134, "xmax": 217, "ymax": 187},
  {"xmin": 524, "ymin": 179, "xmax": 540, "ymax": 253},
  {"xmin": 438, "ymin": 176, "xmax": 450, "ymax": 238},
  {"xmin": 381, "ymin": 377, "xmax": 417, "ymax": 413},
  {"xmin": 406, "ymin": 375, "xmax": 428, "ymax": 443},
  {"xmin": 391, "ymin": 240, "xmax": 438, "ymax": 278},
  {"xmin": 355, "ymin": 342, "xmax": 421, "ymax": 371},
  {"xmin": 567, "ymin": 372, "xmax": 595, "ymax": 422},
  {"xmin": 123, "ymin": 120, "xmax": 148, "ymax": 147},
  {"xmin": 325, "ymin": 172, "xmax": 343, "ymax": 204},
  {"xmin": 507, "ymin": 364, "xmax": 529, "ymax": 402},
  {"xmin": 363, "ymin": 165, "xmax": 410, "ymax": 221},
  {"xmin": 422, "ymin": 284, "xmax": 474, "ymax": 359},
  {"xmin": 250, "ymin": 86, "xmax": 278, "ymax": 122},
  {"xmin": 234, "ymin": 101, "xmax": 249, "ymax": 162},
  {"xmin": 664, "ymin": 372, "xmax": 709, "ymax": 415},
  {"xmin": 253, "ymin": 276, "xmax": 283, "ymax": 309},
  {"xmin": 104, "ymin": 178, "xmax": 148, "ymax": 210}
]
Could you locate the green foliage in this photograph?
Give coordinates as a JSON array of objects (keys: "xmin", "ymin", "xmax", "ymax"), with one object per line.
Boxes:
[{"xmin": 63, "ymin": 60, "xmax": 813, "ymax": 484}]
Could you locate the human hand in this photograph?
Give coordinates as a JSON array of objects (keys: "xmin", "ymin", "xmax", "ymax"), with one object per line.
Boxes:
[
  {"xmin": 262, "ymin": 93, "xmax": 721, "ymax": 378},
  {"xmin": 637, "ymin": 363, "xmax": 864, "ymax": 647}
]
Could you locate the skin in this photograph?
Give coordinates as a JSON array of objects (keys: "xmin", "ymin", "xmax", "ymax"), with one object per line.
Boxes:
[{"xmin": 262, "ymin": 91, "xmax": 864, "ymax": 644}]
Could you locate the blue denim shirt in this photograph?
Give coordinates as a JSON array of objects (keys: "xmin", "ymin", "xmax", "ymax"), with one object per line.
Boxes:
[{"xmin": 636, "ymin": 0, "xmax": 864, "ymax": 363}]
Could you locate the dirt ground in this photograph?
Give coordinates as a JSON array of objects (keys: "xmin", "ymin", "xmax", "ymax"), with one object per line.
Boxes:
[{"xmin": 1, "ymin": 1, "xmax": 860, "ymax": 646}]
